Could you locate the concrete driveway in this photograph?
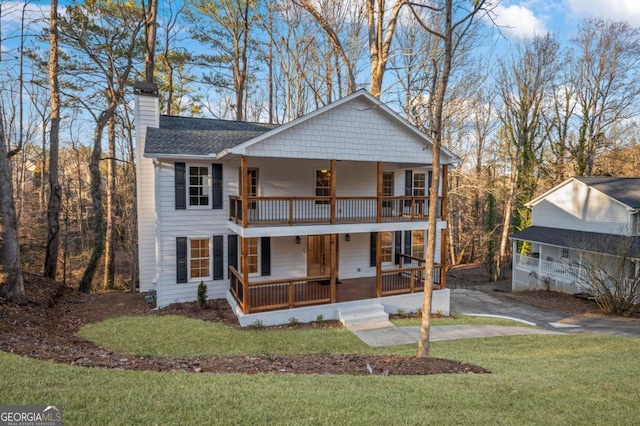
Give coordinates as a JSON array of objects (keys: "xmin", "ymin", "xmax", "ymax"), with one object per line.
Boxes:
[{"xmin": 451, "ymin": 287, "xmax": 640, "ymax": 338}]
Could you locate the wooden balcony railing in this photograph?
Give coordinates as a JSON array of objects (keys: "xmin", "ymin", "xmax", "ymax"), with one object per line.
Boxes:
[{"xmin": 229, "ymin": 195, "xmax": 444, "ymax": 227}]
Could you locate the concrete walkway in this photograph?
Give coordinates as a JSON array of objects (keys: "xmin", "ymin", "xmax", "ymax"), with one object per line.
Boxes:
[{"xmin": 350, "ymin": 287, "xmax": 640, "ymax": 347}]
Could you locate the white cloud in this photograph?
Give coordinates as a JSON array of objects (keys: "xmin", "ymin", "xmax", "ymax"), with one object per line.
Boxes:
[
  {"xmin": 566, "ymin": 0, "xmax": 640, "ymax": 25},
  {"xmin": 493, "ymin": 4, "xmax": 548, "ymax": 39}
]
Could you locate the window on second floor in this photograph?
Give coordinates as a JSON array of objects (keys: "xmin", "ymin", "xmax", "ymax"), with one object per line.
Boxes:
[
  {"xmin": 315, "ymin": 169, "xmax": 331, "ymax": 205},
  {"xmin": 189, "ymin": 166, "xmax": 210, "ymax": 207}
]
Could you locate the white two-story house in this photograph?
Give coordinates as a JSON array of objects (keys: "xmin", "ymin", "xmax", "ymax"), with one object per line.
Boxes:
[
  {"xmin": 511, "ymin": 176, "xmax": 640, "ymax": 294},
  {"xmin": 134, "ymin": 82, "xmax": 459, "ymax": 325}
]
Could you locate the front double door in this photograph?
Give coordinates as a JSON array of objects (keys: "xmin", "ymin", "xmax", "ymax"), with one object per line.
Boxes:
[{"xmin": 307, "ymin": 235, "xmax": 336, "ymax": 277}]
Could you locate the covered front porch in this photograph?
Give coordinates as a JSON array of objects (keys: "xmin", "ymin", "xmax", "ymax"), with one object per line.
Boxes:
[{"xmin": 226, "ymin": 275, "xmax": 450, "ymax": 327}]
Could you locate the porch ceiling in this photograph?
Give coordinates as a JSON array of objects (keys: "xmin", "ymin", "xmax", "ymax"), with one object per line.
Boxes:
[
  {"xmin": 511, "ymin": 226, "xmax": 640, "ymax": 258},
  {"xmin": 228, "ymin": 220, "xmax": 448, "ymax": 238}
]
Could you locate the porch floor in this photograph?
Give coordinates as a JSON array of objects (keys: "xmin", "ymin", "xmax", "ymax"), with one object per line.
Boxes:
[{"xmin": 336, "ymin": 277, "xmax": 378, "ymax": 302}]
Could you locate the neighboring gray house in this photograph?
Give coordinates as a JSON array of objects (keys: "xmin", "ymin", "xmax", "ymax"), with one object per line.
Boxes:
[
  {"xmin": 511, "ymin": 176, "xmax": 640, "ymax": 294},
  {"xmin": 134, "ymin": 83, "xmax": 459, "ymax": 325}
]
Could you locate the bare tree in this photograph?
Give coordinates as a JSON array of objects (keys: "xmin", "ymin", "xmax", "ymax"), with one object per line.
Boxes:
[
  {"xmin": 44, "ymin": 0, "xmax": 62, "ymax": 279},
  {"xmin": 58, "ymin": 0, "xmax": 144, "ymax": 292},
  {"xmin": 570, "ymin": 235, "xmax": 640, "ymax": 317},
  {"xmin": 0, "ymin": 106, "xmax": 27, "ymax": 305},
  {"xmin": 495, "ymin": 34, "xmax": 559, "ymax": 279},
  {"xmin": 367, "ymin": 0, "xmax": 405, "ymax": 97},
  {"xmin": 570, "ymin": 19, "xmax": 640, "ymax": 176},
  {"xmin": 292, "ymin": 0, "xmax": 357, "ymax": 95},
  {"xmin": 409, "ymin": 0, "xmax": 492, "ymax": 358}
]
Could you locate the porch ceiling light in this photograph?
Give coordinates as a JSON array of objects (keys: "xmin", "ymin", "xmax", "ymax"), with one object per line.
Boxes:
[
  {"xmin": 345, "ymin": 234, "xmax": 351, "ymax": 242},
  {"xmin": 296, "ymin": 236, "xmax": 301, "ymax": 244}
]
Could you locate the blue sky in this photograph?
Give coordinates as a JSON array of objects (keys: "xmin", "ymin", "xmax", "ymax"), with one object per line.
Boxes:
[
  {"xmin": 493, "ymin": 0, "xmax": 640, "ymax": 41},
  {"xmin": 2, "ymin": 0, "xmax": 640, "ymax": 54}
]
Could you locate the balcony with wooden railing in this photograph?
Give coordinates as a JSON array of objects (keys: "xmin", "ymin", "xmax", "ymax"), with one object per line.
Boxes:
[{"xmin": 229, "ymin": 195, "xmax": 444, "ymax": 227}]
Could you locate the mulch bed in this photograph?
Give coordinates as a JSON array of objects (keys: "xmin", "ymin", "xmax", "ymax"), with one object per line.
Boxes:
[{"xmin": 0, "ymin": 273, "xmax": 488, "ymax": 376}]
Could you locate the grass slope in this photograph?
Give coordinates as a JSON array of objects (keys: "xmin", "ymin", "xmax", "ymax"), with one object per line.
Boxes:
[{"xmin": 2, "ymin": 333, "xmax": 639, "ymax": 425}]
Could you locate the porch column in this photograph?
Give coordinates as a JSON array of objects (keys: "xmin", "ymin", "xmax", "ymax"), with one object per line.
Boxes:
[
  {"xmin": 330, "ymin": 159, "xmax": 337, "ymax": 224},
  {"xmin": 376, "ymin": 231, "xmax": 382, "ymax": 297},
  {"xmin": 512, "ymin": 239, "xmax": 517, "ymax": 291},
  {"xmin": 441, "ymin": 164, "xmax": 448, "ymax": 219},
  {"xmin": 376, "ymin": 162, "xmax": 383, "ymax": 223},
  {"xmin": 441, "ymin": 229, "xmax": 447, "ymax": 289},
  {"xmin": 241, "ymin": 236, "xmax": 250, "ymax": 314},
  {"xmin": 240, "ymin": 156, "xmax": 248, "ymax": 228},
  {"xmin": 330, "ymin": 233, "xmax": 337, "ymax": 303}
]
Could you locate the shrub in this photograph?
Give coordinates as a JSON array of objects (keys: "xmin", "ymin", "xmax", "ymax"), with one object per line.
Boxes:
[
  {"xmin": 197, "ymin": 281, "xmax": 207, "ymax": 308},
  {"xmin": 288, "ymin": 317, "xmax": 299, "ymax": 326},
  {"xmin": 316, "ymin": 314, "xmax": 324, "ymax": 323},
  {"xmin": 252, "ymin": 320, "xmax": 264, "ymax": 329}
]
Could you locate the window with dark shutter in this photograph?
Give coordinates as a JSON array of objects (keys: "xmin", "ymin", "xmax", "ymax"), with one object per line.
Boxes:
[
  {"xmin": 213, "ymin": 235, "xmax": 223, "ymax": 280},
  {"xmin": 394, "ymin": 230, "xmax": 402, "ymax": 264},
  {"xmin": 228, "ymin": 235, "xmax": 238, "ymax": 276},
  {"xmin": 261, "ymin": 237, "xmax": 271, "ymax": 276},
  {"xmin": 370, "ymin": 232, "xmax": 377, "ymax": 267},
  {"xmin": 175, "ymin": 163, "xmax": 186, "ymax": 210},
  {"xmin": 404, "ymin": 170, "xmax": 412, "ymax": 208},
  {"xmin": 176, "ymin": 237, "xmax": 187, "ymax": 283},
  {"xmin": 404, "ymin": 230, "xmax": 412, "ymax": 255},
  {"xmin": 212, "ymin": 164, "xmax": 223, "ymax": 209}
]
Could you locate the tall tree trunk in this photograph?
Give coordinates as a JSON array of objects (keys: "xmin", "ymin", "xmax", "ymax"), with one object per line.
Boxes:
[
  {"xmin": 103, "ymin": 116, "xmax": 116, "ymax": 290},
  {"xmin": 367, "ymin": 0, "xmax": 405, "ymax": 98},
  {"xmin": 0, "ymin": 107, "xmax": 27, "ymax": 305},
  {"xmin": 44, "ymin": 0, "xmax": 62, "ymax": 279},
  {"xmin": 78, "ymin": 110, "xmax": 112, "ymax": 293},
  {"xmin": 144, "ymin": 0, "xmax": 158, "ymax": 83}
]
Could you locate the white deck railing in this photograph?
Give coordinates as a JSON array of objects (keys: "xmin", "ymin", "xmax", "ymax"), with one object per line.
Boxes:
[{"xmin": 514, "ymin": 254, "xmax": 589, "ymax": 293}]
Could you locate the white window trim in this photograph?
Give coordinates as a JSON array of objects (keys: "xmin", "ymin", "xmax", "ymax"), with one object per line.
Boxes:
[
  {"xmin": 187, "ymin": 164, "xmax": 211, "ymax": 209},
  {"xmin": 314, "ymin": 168, "xmax": 331, "ymax": 206},
  {"xmin": 188, "ymin": 236, "xmax": 213, "ymax": 282}
]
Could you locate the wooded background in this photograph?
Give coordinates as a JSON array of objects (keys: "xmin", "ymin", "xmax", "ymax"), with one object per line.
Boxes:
[{"xmin": 2, "ymin": 0, "xmax": 640, "ymax": 293}]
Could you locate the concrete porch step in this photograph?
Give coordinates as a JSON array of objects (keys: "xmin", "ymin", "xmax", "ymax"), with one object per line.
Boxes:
[{"xmin": 338, "ymin": 304, "xmax": 393, "ymax": 331}]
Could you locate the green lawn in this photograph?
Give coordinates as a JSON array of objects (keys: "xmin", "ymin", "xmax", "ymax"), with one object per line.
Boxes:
[{"xmin": 2, "ymin": 316, "xmax": 639, "ymax": 425}]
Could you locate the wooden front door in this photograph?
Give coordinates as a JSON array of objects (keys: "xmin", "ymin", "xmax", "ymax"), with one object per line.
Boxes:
[{"xmin": 307, "ymin": 235, "xmax": 333, "ymax": 277}]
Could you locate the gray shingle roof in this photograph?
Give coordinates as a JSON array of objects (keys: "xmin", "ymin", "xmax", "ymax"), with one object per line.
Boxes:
[
  {"xmin": 144, "ymin": 115, "xmax": 279, "ymax": 156},
  {"xmin": 511, "ymin": 226, "xmax": 640, "ymax": 258},
  {"xmin": 574, "ymin": 177, "xmax": 640, "ymax": 209}
]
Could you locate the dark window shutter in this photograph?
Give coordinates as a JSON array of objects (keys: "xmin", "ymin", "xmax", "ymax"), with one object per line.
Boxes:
[
  {"xmin": 394, "ymin": 231, "xmax": 402, "ymax": 264},
  {"xmin": 404, "ymin": 170, "xmax": 412, "ymax": 207},
  {"xmin": 176, "ymin": 237, "xmax": 187, "ymax": 283},
  {"xmin": 428, "ymin": 171, "xmax": 433, "ymax": 191},
  {"xmin": 261, "ymin": 237, "xmax": 271, "ymax": 276},
  {"xmin": 213, "ymin": 235, "xmax": 223, "ymax": 280},
  {"xmin": 212, "ymin": 164, "xmax": 223, "ymax": 209},
  {"xmin": 404, "ymin": 230, "xmax": 412, "ymax": 255},
  {"xmin": 370, "ymin": 232, "xmax": 377, "ymax": 267},
  {"xmin": 228, "ymin": 235, "xmax": 238, "ymax": 275},
  {"xmin": 175, "ymin": 162, "xmax": 186, "ymax": 210}
]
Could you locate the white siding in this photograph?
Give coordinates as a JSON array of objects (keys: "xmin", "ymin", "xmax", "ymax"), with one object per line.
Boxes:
[
  {"xmin": 532, "ymin": 180, "xmax": 630, "ymax": 235},
  {"xmin": 245, "ymin": 97, "xmax": 435, "ymax": 164},
  {"xmin": 135, "ymin": 94, "xmax": 159, "ymax": 292},
  {"xmin": 155, "ymin": 159, "xmax": 234, "ymax": 307},
  {"xmin": 241, "ymin": 157, "xmax": 438, "ymax": 198}
]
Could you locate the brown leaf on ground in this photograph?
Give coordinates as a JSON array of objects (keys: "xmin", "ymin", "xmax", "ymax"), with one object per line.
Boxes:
[{"xmin": 0, "ymin": 273, "xmax": 488, "ymax": 376}]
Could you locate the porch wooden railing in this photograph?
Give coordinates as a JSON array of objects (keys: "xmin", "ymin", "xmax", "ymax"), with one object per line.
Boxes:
[
  {"xmin": 229, "ymin": 195, "xmax": 444, "ymax": 227},
  {"xmin": 229, "ymin": 266, "xmax": 331, "ymax": 314},
  {"xmin": 379, "ymin": 253, "xmax": 442, "ymax": 296}
]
